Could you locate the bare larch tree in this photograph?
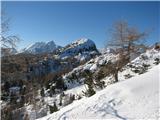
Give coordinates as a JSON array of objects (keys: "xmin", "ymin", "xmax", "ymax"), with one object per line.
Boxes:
[
  {"xmin": 107, "ymin": 20, "xmax": 148, "ymax": 82},
  {"xmin": 1, "ymin": 9, "xmax": 20, "ymax": 56}
]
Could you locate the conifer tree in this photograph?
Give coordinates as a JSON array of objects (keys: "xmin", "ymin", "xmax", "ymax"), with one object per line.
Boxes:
[
  {"xmin": 83, "ymin": 70, "xmax": 96, "ymax": 97},
  {"xmin": 40, "ymin": 87, "xmax": 45, "ymax": 97}
]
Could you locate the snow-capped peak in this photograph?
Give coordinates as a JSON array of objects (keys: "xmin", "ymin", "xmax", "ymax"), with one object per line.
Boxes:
[
  {"xmin": 72, "ymin": 38, "xmax": 92, "ymax": 44},
  {"xmin": 21, "ymin": 40, "xmax": 60, "ymax": 54},
  {"xmin": 58, "ymin": 38, "xmax": 99, "ymax": 59},
  {"xmin": 46, "ymin": 40, "xmax": 56, "ymax": 46},
  {"xmin": 71, "ymin": 38, "xmax": 95, "ymax": 47}
]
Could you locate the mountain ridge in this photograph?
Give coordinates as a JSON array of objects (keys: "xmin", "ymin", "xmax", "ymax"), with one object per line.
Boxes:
[{"xmin": 21, "ymin": 40, "xmax": 61, "ymax": 54}]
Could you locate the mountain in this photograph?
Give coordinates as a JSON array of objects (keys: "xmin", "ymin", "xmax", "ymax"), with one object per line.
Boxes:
[
  {"xmin": 24, "ymin": 38, "xmax": 100, "ymax": 78},
  {"xmin": 21, "ymin": 40, "xmax": 61, "ymax": 54},
  {"xmin": 55, "ymin": 38, "xmax": 100, "ymax": 60},
  {"xmin": 21, "ymin": 38, "xmax": 99, "ymax": 60},
  {"xmin": 38, "ymin": 64, "xmax": 159, "ymax": 120}
]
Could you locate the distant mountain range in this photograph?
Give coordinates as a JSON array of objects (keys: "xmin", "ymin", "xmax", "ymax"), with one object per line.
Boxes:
[
  {"xmin": 21, "ymin": 40, "xmax": 61, "ymax": 54},
  {"xmin": 20, "ymin": 38, "xmax": 100, "ymax": 58},
  {"xmin": 2, "ymin": 38, "xmax": 101, "ymax": 63}
]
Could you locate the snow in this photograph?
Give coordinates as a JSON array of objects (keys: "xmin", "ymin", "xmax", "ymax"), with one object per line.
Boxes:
[
  {"xmin": 64, "ymin": 84, "xmax": 86, "ymax": 96},
  {"xmin": 72, "ymin": 38, "xmax": 94, "ymax": 46},
  {"xmin": 26, "ymin": 105, "xmax": 37, "ymax": 120},
  {"xmin": 90, "ymin": 64, "xmax": 97, "ymax": 71},
  {"xmin": 21, "ymin": 40, "xmax": 60, "ymax": 54},
  {"xmin": 59, "ymin": 38, "xmax": 98, "ymax": 59},
  {"xmin": 37, "ymin": 64, "xmax": 160, "ymax": 120}
]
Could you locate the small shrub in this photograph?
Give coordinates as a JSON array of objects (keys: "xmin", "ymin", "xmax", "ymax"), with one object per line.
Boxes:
[
  {"xmin": 138, "ymin": 68, "xmax": 147, "ymax": 75},
  {"xmin": 132, "ymin": 64, "xmax": 149, "ymax": 75},
  {"xmin": 55, "ymin": 77, "xmax": 67, "ymax": 90},
  {"xmin": 59, "ymin": 93, "xmax": 64, "ymax": 106},
  {"xmin": 124, "ymin": 74, "xmax": 133, "ymax": 79},
  {"xmin": 49, "ymin": 86, "xmax": 55, "ymax": 96},
  {"xmin": 142, "ymin": 63, "xmax": 150, "ymax": 68},
  {"xmin": 154, "ymin": 58, "xmax": 160, "ymax": 65},
  {"xmin": 45, "ymin": 81, "xmax": 51, "ymax": 90},
  {"xmin": 132, "ymin": 69, "xmax": 140, "ymax": 73},
  {"xmin": 59, "ymin": 98, "xmax": 62, "ymax": 106},
  {"xmin": 83, "ymin": 85, "xmax": 96, "ymax": 97},
  {"xmin": 49, "ymin": 102, "xmax": 58, "ymax": 114},
  {"xmin": 77, "ymin": 95, "xmax": 82, "ymax": 100},
  {"xmin": 140, "ymin": 55, "xmax": 148, "ymax": 60},
  {"xmin": 127, "ymin": 64, "xmax": 134, "ymax": 68},
  {"xmin": 69, "ymin": 94, "xmax": 75, "ymax": 101},
  {"xmin": 63, "ymin": 94, "xmax": 75, "ymax": 106}
]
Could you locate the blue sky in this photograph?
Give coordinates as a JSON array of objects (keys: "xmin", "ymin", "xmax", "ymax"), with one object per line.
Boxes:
[{"xmin": 2, "ymin": 1, "xmax": 160, "ymax": 50}]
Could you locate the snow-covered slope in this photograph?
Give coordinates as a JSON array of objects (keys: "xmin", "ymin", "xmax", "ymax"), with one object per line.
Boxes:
[
  {"xmin": 38, "ymin": 64, "xmax": 160, "ymax": 120},
  {"xmin": 63, "ymin": 48, "xmax": 160, "ymax": 88},
  {"xmin": 21, "ymin": 41, "xmax": 61, "ymax": 54}
]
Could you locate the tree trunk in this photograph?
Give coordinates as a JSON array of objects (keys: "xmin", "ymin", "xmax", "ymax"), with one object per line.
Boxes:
[
  {"xmin": 127, "ymin": 41, "xmax": 131, "ymax": 62},
  {"xmin": 114, "ymin": 70, "xmax": 118, "ymax": 82}
]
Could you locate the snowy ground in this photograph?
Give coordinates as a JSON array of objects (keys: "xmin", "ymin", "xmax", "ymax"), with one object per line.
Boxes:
[{"xmin": 37, "ymin": 64, "xmax": 160, "ymax": 120}]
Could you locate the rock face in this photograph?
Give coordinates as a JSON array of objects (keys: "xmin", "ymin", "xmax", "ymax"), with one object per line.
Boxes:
[
  {"xmin": 21, "ymin": 38, "xmax": 99, "ymax": 58},
  {"xmin": 55, "ymin": 38, "xmax": 99, "ymax": 60},
  {"xmin": 22, "ymin": 41, "xmax": 61, "ymax": 54},
  {"xmin": 28, "ymin": 38, "xmax": 100, "ymax": 77}
]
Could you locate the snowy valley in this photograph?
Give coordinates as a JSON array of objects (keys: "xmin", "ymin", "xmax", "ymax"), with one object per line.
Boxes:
[{"xmin": 1, "ymin": 38, "xmax": 160, "ymax": 120}]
